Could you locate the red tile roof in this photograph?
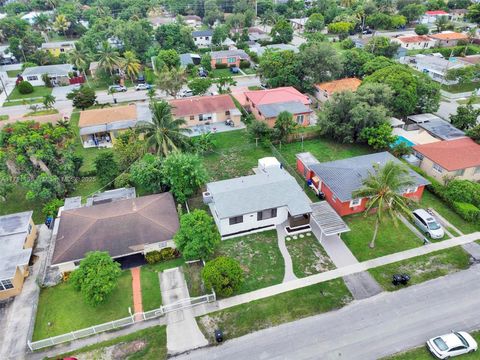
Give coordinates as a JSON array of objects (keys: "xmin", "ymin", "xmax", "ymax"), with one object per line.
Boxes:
[
  {"xmin": 429, "ymin": 32, "xmax": 468, "ymax": 41},
  {"xmin": 315, "ymin": 78, "xmax": 362, "ymax": 95},
  {"xmin": 244, "ymin": 87, "xmax": 310, "ymax": 106},
  {"xmin": 170, "ymin": 95, "xmax": 236, "ymax": 117},
  {"xmin": 396, "ymin": 35, "xmax": 433, "ymax": 44},
  {"xmin": 425, "ymin": 10, "xmax": 449, "ymax": 15},
  {"xmin": 413, "ymin": 138, "xmax": 480, "ymax": 171}
]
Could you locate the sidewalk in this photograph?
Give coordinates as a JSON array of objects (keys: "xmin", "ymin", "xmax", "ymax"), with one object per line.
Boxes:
[{"xmin": 276, "ymin": 224, "xmax": 297, "ymax": 282}]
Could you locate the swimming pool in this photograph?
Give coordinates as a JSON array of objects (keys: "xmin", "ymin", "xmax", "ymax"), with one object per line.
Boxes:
[{"xmin": 392, "ymin": 135, "xmax": 415, "ymax": 147}]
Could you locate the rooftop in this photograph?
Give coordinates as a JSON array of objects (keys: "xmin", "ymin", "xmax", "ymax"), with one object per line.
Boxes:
[
  {"xmin": 296, "ymin": 152, "xmax": 320, "ymax": 168},
  {"xmin": 207, "ymin": 165, "xmax": 312, "ymax": 219},
  {"xmin": 407, "ymin": 114, "xmax": 465, "ymax": 140},
  {"xmin": 425, "ymin": 10, "xmax": 449, "ymax": 15},
  {"xmin": 395, "ymin": 35, "xmax": 433, "ymax": 44},
  {"xmin": 210, "ymin": 49, "xmax": 250, "ymax": 60},
  {"xmin": 245, "ymin": 87, "xmax": 310, "ymax": 106},
  {"xmin": 429, "ymin": 31, "xmax": 468, "ymax": 41},
  {"xmin": 170, "ymin": 95, "xmax": 237, "ymax": 117},
  {"xmin": 192, "ymin": 29, "xmax": 214, "ymax": 37},
  {"xmin": 41, "ymin": 41, "xmax": 76, "ymax": 49},
  {"xmin": 22, "ymin": 64, "xmax": 72, "ymax": 76},
  {"xmin": 79, "ymin": 104, "xmax": 137, "ymax": 128},
  {"xmin": 52, "ymin": 193, "xmax": 179, "ymax": 265},
  {"xmin": 315, "ymin": 78, "xmax": 362, "ymax": 95},
  {"xmin": 257, "ymin": 101, "xmax": 311, "ymax": 118},
  {"xmin": 309, "ymin": 152, "xmax": 430, "ymax": 202},
  {"xmin": 413, "ymin": 138, "xmax": 480, "ymax": 171}
]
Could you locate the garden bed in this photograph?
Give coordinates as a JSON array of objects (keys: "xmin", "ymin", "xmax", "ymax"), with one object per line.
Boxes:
[{"xmin": 183, "ymin": 261, "xmax": 206, "ymax": 297}]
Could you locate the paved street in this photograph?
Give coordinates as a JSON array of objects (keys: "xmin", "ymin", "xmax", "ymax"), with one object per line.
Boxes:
[{"xmin": 176, "ymin": 264, "xmax": 480, "ymax": 360}]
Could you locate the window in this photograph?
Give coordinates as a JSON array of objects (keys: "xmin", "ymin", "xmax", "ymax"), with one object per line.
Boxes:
[
  {"xmin": 433, "ymin": 163, "xmax": 444, "ymax": 173},
  {"xmin": 28, "ymin": 223, "xmax": 32, "ymax": 234},
  {"xmin": 405, "ymin": 187, "xmax": 418, "ymax": 194},
  {"xmin": 229, "ymin": 216, "xmax": 243, "ymax": 225},
  {"xmin": 296, "ymin": 114, "xmax": 304, "ymax": 125},
  {"xmin": 26, "ymin": 76, "xmax": 38, "ymax": 81},
  {"xmin": 0, "ymin": 279, "xmax": 13, "ymax": 291},
  {"xmin": 227, "ymin": 57, "xmax": 236, "ymax": 63},
  {"xmin": 414, "ymin": 151, "xmax": 424, "ymax": 160},
  {"xmin": 454, "ymin": 169, "xmax": 465, "ymax": 176},
  {"xmin": 216, "ymin": 58, "xmax": 222, "ymax": 64},
  {"xmin": 60, "ymin": 48, "xmax": 65, "ymax": 52},
  {"xmin": 225, "ymin": 110, "xmax": 230, "ymax": 116},
  {"xmin": 349, "ymin": 198, "xmax": 361, "ymax": 207},
  {"xmin": 190, "ymin": 115, "xmax": 194, "ymax": 121},
  {"xmin": 257, "ymin": 208, "xmax": 277, "ymax": 221},
  {"xmin": 205, "ymin": 37, "xmax": 209, "ymax": 40},
  {"xmin": 199, "ymin": 113, "xmax": 212, "ymax": 122},
  {"xmin": 475, "ymin": 166, "xmax": 480, "ymax": 175},
  {"xmin": 332, "ymin": 194, "xmax": 337, "ymax": 202}
]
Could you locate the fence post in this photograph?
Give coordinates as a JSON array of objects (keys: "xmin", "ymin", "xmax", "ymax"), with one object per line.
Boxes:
[
  {"xmin": 27, "ymin": 341, "xmax": 33, "ymax": 352},
  {"xmin": 71, "ymin": 331, "xmax": 76, "ymax": 340}
]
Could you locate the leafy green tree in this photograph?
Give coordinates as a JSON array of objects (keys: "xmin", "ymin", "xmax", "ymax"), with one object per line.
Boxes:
[
  {"xmin": 0, "ymin": 171, "xmax": 13, "ymax": 202},
  {"xmin": 137, "ymin": 101, "xmax": 190, "ymax": 157},
  {"xmin": 156, "ymin": 49, "xmax": 180, "ymax": 70},
  {"xmin": 200, "ymin": 53, "xmax": 212, "ymax": 72},
  {"xmin": 161, "ymin": 153, "xmax": 208, "ymax": 203},
  {"xmin": 274, "ymin": 111, "xmax": 297, "ymax": 143},
  {"xmin": 435, "ymin": 15, "xmax": 450, "ymax": 32},
  {"xmin": 361, "ymin": 56, "xmax": 396, "ymax": 76},
  {"xmin": 53, "ymin": 14, "xmax": 70, "ymax": 37},
  {"xmin": 204, "ymin": 0, "xmax": 224, "ymax": 25},
  {"xmin": 450, "ymin": 103, "xmax": 480, "ymax": 130},
  {"xmin": 114, "ymin": 19, "xmax": 153, "ymax": 61},
  {"xmin": 327, "ymin": 22, "xmax": 354, "ymax": 40},
  {"xmin": 305, "ymin": 13, "xmax": 325, "ymax": 32},
  {"xmin": 156, "ymin": 66, "xmax": 186, "ymax": 98},
  {"xmin": 258, "ymin": 50, "xmax": 301, "ymax": 88},
  {"xmin": 360, "ymin": 123, "xmax": 397, "ymax": 150},
  {"xmin": 42, "ymin": 198, "xmax": 64, "ymax": 218},
  {"xmin": 191, "ymin": 132, "xmax": 215, "ymax": 154},
  {"xmin": 189, "ymin": 78, "xmax": 212, "ymax": 96},
  {"xmin": 18, "ymin": 81, "xmax": 34, "ymax": 94},
  {"xmin": 174, "ymin": 210, "xmax": 220, "ymax": 260},
  {"xmin": 247, "ymin": 120, "xmax": 273, "ymax": 142},
  {"xmin": 70, "ymin": 251, "xmax": 122, "ymax": 306},
  {"xmin": 466, "ymin": 124, "xmax": 480, "ymax": 143},
  {"xmin": 94, "ymin": 152, "xmax": 119, "ymax": 187},
  {"xmin": 212, "ymin": 24, "xmax": 229, "ymax": 45},
  {"xmin": 415, "ymin": 24, "xmax": 429, "ymax": 35},
  {"xmin": 297, "ymin": 42, "xmax": 343, "ymax": 85},
  {"xmin": 216, "ymin": 75, "xmax": 237, "ymax": 94},
  {"xmin": 401, "ymin": 4, "xmax": 427, "ymax": 23},
  {"xmin": 270, "ymin": 19, "xmax": 293, "ymax": 43},
  {"xmin": 155, "ymin": 23, "xmax": 195, "ymax": 53},
  {"xmin": 25, "ymin": 173, "xmax": 64, "ymax": 202},
  {"xmin": 352, "ymin": 162, "xmax": 415, "ymax": 248},
  {"xmin": 67, "ymin": 86, "xmax": 96, "ymax": 110},
  {"xmin": 365, "ymin": 37, "xmax": 400, "ymax": 58},
  {"xmin": 341, "ymin": 49, "xmax": 375, "ymax": 77},
  {"xmin": 122, "ymin": 51, "xmax": 141, "ymax": 82},
  {"xmin": 42, "ymin": 94, "xmax": 56, "ymax": 109},
  {"xmin": 96, "ymin": 42, "xmax": 122, "ymax": 77},
  {"xmin": 130, "ymin": 154, "xmax": 163, "ymax": 193},
  {"xmin": 391, "ymin": 141, "xmax": 413, "ymax": 158},
  {"xmin": 202, "ymin": 256, "xmax": 244, "ymax": 297},
  {"xmin": 113, "ymin": 130, "xmax": 143, "ymax": 171},
  {"xmin": 468, "ymin": 3, "xmax": 480, "ymax": 24}
]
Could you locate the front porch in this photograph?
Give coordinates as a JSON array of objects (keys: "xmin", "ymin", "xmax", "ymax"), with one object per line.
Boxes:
[{"xmin": 81, "ymin": 132, "xmax": 114, "ymax": 148}]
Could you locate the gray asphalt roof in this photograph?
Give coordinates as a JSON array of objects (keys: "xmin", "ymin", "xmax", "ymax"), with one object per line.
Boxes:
[
  {"xmin": 210, "ymin": 49, "xmax": 250, "ymax": 60},
  {"xmin": 418, "ymin": 119, "xmax": 465, "ymax": 140},
  {"xmin": 207, "ymin": 167, "xmax": 312, "ymax": 219},
  {"xmin": 257, "ymin": 101, "xmax": 311, "ymax": 118},
  {"xmin": 309, "ymin": 152, "xmax": 430, "ymax": 202},
  {"xmin": 192, "ymin": 29, "xmax": 214, "ymax": 37},
  {"xmin": 79, "ymin": 119, "xmax": 138, "ymax": 136},
  {"xmin": 22, "ymin": 64, "xmax": 72, "ymax": 76},
  {"xmin": 0, "ymin": 211, "xmax": 33, "ymax": 280}
]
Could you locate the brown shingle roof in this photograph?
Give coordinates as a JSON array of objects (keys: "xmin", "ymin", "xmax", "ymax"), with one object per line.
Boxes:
[
  {"xmin": 170, "ymin": 95, "xmax": 236, "ymax": 117},
  {"xmin": 52, "ymin": 193, "xmax": 179, "ymax": 265},
  {"xmin": 429, "ymin": 32, "xmax": 468, "ymax": 41},
  {"xmin": 396, "ymin": 35, "xmax": 433, "ymax": 44},
  {"xmin": 315, "ymin": 78, "xmax": 362, "ymax": 95},
  {"xmin": 79, "ymin": 105, "xmax": 137, "ymax": 128}
]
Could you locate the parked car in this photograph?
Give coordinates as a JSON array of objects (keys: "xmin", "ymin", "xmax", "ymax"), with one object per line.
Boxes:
[
  {"xmin": 108, "ymin": 85, "xmax": 127, "ymax": 92},
  {"xmin": 362, "ymin": 28, "xmax": 373, "ymax": 35},
  {"xmin": 412, "ymin": 209, "xmax": 444, "ymax": 239},
  {"xmin": 198, "ymin": 67, "xmax": 208, "ymax": 78},
  {"xmin": 230, "ymin": 66, "xmax": 240, "ymax": 74},
  {"xmin": 427, "ymin": 331, "xmax": 477, "ymax": 359},
  {"xmin": 137, "ymin": 74, "xmax": 146, "ymax": 83},
  {"xmin": 135, "ymin": 83, "xmax": 152, "ymax": 91},
  {"xmin": 179, "ymin": 89, "xmax": 193, "ymax": 97}
]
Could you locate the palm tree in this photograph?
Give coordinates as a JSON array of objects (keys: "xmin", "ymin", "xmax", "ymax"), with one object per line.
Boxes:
[
  {"xmin": 352, "ymin": 161, "xmax": 415, "ymax": 249},
  {"xmin": 34, "ymin": 13, "xmax": 51, "ymax": 35},
  {"xmin": 42, "ymin": 94, "xmax": 56, "ymax": 109},
  {"xmin": 137, "ymin": 101, "xmax": 191, "ymax": 157},
  {"xmin": 97, "ymin": 42, "xmax": 122, "ymax": 80},
  {"xmin": 68, "ymin": 45, "xmax": 91, "ymax": 85},
  {"xmin": 53, "ymin": 14, "xmax": 70, "ymax": 38},
  {"xmin": 122, "ymin": 51, "xmax": 141, "ymax": 83}
]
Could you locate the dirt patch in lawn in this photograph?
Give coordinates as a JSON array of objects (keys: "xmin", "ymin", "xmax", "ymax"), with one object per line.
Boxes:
[{"xmin": 77, "ymin": 339, "xmax": 147, "ymax": 359}]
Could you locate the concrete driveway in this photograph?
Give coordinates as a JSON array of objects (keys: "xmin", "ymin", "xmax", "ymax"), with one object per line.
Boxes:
[{"xmin": 52, "ymin": 84, "xmax": 79, "ymax": 101}]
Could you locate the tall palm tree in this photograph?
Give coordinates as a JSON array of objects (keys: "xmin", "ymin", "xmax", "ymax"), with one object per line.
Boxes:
[
  {"xmin": 137, "ymin": 101, "xmax": 191, "ymax": 158},
  {"xmin": 352, "ymin": 161, "xmax": 415, "ymax": 249},
  {"xmin": 53, "ymin": 14, "xmax": 70, "ymax": 38},
  {"xmin": 34, "ymin": 13, "xmax": 51, "ymax": 35},
  {"xmin": 68, "ymin": 45, "xmax": 91, "ymax": 85},
  {"xmin": 96, "ymin": 42, "xmax": 122, "ymax": 79},
  {"xmin": 122, "ymin": 51, "xmax": 141, "ymax": 82}
]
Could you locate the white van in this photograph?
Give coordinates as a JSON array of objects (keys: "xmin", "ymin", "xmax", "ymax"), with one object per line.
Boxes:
[{"xmin": 412, "ymin": 209, "xmax": 444, "ymax": 239}]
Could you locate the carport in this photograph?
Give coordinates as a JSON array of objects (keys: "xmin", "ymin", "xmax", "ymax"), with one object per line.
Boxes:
[{"xmin": 310, "ymin": 201, "xmax": 350, "ymax": 239}]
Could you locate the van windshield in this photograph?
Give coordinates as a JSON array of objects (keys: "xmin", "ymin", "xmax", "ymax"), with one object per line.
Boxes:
[{"xmin": 428, "ymin": 221, "xmax": 441, "ymax": 230}]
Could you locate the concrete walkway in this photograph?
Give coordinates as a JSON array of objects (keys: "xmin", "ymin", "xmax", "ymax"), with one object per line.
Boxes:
[
  {"xmin": 397, "ymin": 213, "xmax": 425, "ymax": 241},
  {"xmin": 276, "ymin": 224, "xmax": 297, "ymax": 282},
  {"xmin": 160, "ymin": 267, "xmax": 208, "ymax": 355},
  {"xmin": 130, "ymin": 267, "xmax": 143, "ymax": 321}
]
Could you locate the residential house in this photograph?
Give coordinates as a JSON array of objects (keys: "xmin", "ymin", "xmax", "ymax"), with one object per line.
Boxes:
[
  {"xmin": 41, "ymin": 41, "xmax": 76, "ymax": 57},
  {"xmin": 458, "ymin": 54, "xmax": 480, "ymax": 65},
  {"xmin": 413, "ymin": 138, "xmax": 480, "ymax": 183},
  {"xmin": 51, "ymin": 193, "xmax": 179, "ymax": 273},
  {"xmin": 289, "ymin": 18, "xmax": 308, "ymax": 32},
  {"xmin": 78, "ymin": 104, "xmax": 141, "ymax": 148},
  {"xmin": 89, "ymin": 61, "xmax": 122, "ymax": 79},
  {"xmin": 421, "ymin": 10, "xmax": 450, "ymax": 24},
  {"xmin": 405, "ymin": 113, "xmax": 466, "ymax": 140},
  {"xmin": 184, "ymin": 15, "xmax": 202, "ymax": 28},
  {"xmin": 169, "ymin": 95, "xmax": 242, "ymax": 129},
  {"xmin": 148, "ymin": 15, "xmax": 175, "ymax": 28},
  {"xmin": 449, "ymin": 9, "xmax": 468, "ymax": 22},
  {"xmin": 314, "ymin": 78, "xmax": 362, "ymax": 103},
  {"xmin": 247, "ymin": 27, "xmax": 271, "ymax": 42},
  {"xmin": 21, "ymin": 11, "xmax": 52, "ymax": 25},
  {"xmin": 249, "ymin": 43, "xmax": 299, "ymax": 57},
  {"xmin": 192, "ymin": 29, "xmax": 214, "ymax": 48},
  {"xmin": 204, "ymin": 157, "xmax": 313, "ymax": 238},
  {"xmin": 429, "ymin": 31, "xmax": 469, "ymax": 47},
  {"xmin": 210, "ymin": 49, "xmax": 250, "ymax": 69},
  {"xmin": 20, "ymin": 64, "xmax": 73, "ymax": 87},
  {"xmin": 354, "ymin": 36, "xmax": 406, "ymax": 58},
  {"xmin": 297, "ymin": 152, "xmax": 429, "ymax": 217},
  {"xmin": 179, "ymin": 53, "xmax": 201, "ymax": 67},
  {"xmin": 391, "ymin": 35, "xmax": 436, "ymax": 50},
  {"xmin": 244, "ymin": 87, "xmax": 312, "ymax": 127},
  {"xmin": 0, "ymin": 211, "xmax": 37, "ymax": 300},
  {"xmin": 401, "ymin": 54, "xmax": 466, "ymax": 84}
]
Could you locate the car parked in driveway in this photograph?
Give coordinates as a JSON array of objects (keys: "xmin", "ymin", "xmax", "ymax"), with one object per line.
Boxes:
[
  {"xmin": 108, "ymin": 85, "xmax": 127, "ymax": 92},
  {"xmin": 135, "ymin": 83, "xmax": 152, "ymax": 91},
  {"xmin": 427, "ymin": 331, "xmax": 477, "ymax": 359},
  {"xmin": 179, "ymin": 89, "xmax": 193, "ymax": 97},
  {"xmin": 412, "ymin": 209, "xmax": 444, "ymax": 239}
]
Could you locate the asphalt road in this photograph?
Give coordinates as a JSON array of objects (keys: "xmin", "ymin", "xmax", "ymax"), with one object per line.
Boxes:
[{"xmin": 176, "ymin": 264, "xmax": 480, "ymax": 360}]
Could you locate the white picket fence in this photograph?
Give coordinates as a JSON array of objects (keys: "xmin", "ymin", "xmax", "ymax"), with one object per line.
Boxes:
[{"xmin": 27, "ymin": 292, "xmax": 216, "ymax": 351}]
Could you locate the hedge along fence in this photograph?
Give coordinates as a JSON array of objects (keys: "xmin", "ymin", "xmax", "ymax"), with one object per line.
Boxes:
[{"xmin": 286, "ymin": 126, "xmax": 322, "ymax": 143}]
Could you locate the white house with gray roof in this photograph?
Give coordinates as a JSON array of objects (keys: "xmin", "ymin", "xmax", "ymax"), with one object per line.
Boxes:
[
  {"xmin": 203, "ymin": 158, "xmax": 312, "ymax": 238},
  {"xmin": 192, "ymin": 29, "xmax": 214, "ymax": 48},
  {"xmin": 21, "ymin": 64, "xmax": 73, "ymax": 87}
]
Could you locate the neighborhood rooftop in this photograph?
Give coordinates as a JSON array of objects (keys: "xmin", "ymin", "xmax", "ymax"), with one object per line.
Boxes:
[
  {"xmin": 407, "ymin": 113, "xmax": 465, "ymax": 140},
  {"xmin": 78, "ymin": 104, "xmax": 139, "ymax": 136},
  {"xmin": 429, "ymin": 31, "xmax": 468, "ymax": 41},
  {"xmin": 210, "ymin": 49, "xmax": 249, "ymax": 60},
  {"xmin": 170, "ymin": 95, "xmax": 238, "ymax": 117},
  {"xmin": 245, "ymin": 86, "xmax": 310, "ymax": 106},
  {"xmin": 315, "ymin": 78, "xmax": 362, "ymax": 95},
  {"xmin": 257, "ymin": 101, "xmax": 311, "ymax": 118},
  {"xmin": 192, "ymin": 29, "xmax": 214, "ymax": 37},
  {"xmin": 21, "ymin": 64, "xmax": 73, "ymax": 76}
]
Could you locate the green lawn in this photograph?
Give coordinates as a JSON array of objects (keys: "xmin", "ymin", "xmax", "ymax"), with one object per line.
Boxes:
[
  {"xmin": 33, "ymin": 271, "xmax": 133, "ymax": 340},
  {"xmin": 7, "ymin": 86, "xmax": 52, "ymax": 100},
  {"xmin": 6, "ymin": 69, "xmax": 19, "ymax": 78},
  {"xmin": 87, "ymin": 76, "xmax": 135, "ymax": 91},
  {"xmin": 285, "ymin": 233, "xmax": 335, "ymax": 278},
  {"xmin": 458, "ymin": 96, "xmax": 480, "ymax": 105},
  {"xmin": 3, "ymin": 98, "xmax": 43, "ymax": 107},
  {"xmin": 212, "ymin": 68, "xmax": 241, "ymax": 78},
  {"xmin": 183, "ymin": 261, "xmax": 206, "ymax": 297},
  {"xmin": 70, "ymin": 177, "xmax": 102, "ymax": 199},
  {"xmin": 197, "ymin": 278, "xmax": 352, "ymax": 343},
  {"xmin": 214, "ymin": 230, "xmax": 284, "ymax": 294},
  {"xmin": 0, "ymin": 114, "xmax": 8, "ymax": 121},
  {"xmin": 0, "ymin": 186, "xmax": 45, "ymax": 224},
  {"xmin": 369, "ymin": 246, "xmax": 471, "ymax": 292},
  {"xmin": 23, "ymin": 109, "xmax": 59, "ymax": 117},
  {"xmin": 140, "ymin": 258, "xmax": 185, "ymax": 311},
  {"xmin": 342, "ymin": 214, "xmax": 421, "ymax": 262},
  {"xmin": 385, "ymin": 331, "xmax": 480, "ymax": 359},
  {"xmin": 47, "ymin": 325, "xmax": 167, "ymax": 360},
  {"xmin": 243, "ymin": 68, "xmax": 257, "ymax": 75},
  {"xmin": 419, "ymin": 190, "xmax": 480, "ymax": 234},
  {"xmin": 441, "ymin": 82, "xmax": 479, "ymax": 93}
]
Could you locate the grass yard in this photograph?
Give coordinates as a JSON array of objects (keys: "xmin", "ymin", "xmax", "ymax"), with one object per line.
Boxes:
[
  {"xmin": 243, "ymin": 68, "xmax": 257, "ymax": 75},
  {"xmin": 369, "ymin": 247, "xmax": 471, "ymax": 292},
  {"xmin": 441, "ymin": 82, "xmax": 479, "ymax": 93},
  {"xmin": 7, "ymin": 86, "xmax": 52, "ymax": 100},
  {"xmin": 419, "ymin": 190, "xmax": 480, "ymax": 234},
  {"xmin": 0, "ymin": 186, "xmax": 45, "ymax": 224},
  {"xmin": 3, "ymin": 97, "xmax": 43, "ymax": 107},
  {"xmin": 70, "ymin": 177, "xmax": 102, "ymax": 199},
  {"xmin": 23, "ymin": 109, "xmax": 59, "ymax": 117},
  {"xmin": 33, "ymin": 271, "xmax": 133, "ymax": 340},
  {"xmin": 47, "ymin": 325, "xmax": 167, "ymax": 360},
  {"xmin": 385, "ymin": 331, "xmax": 480, "ymax": 359},
  {"xmin": 285, "ymin": 233, "xmax": 335, "ymax": 278},
  {"xmin": 197, "ymin": 278, "xmax": 353, "ymax": 343},
  {"xmin": 214, "ymin": 230, "xmax": 284, "ymax": 294},
  {"xmin": 342, "ymin": 214, "xmax": 421, "ymax": 262},
  {"xmin": 0, "ymin": 114, "xmax": 8, "ymax": 121},
  {"xmin": 212, "ymin": 68, "xmax": 241, "ymax": 78},
  {"xmin": 458, "ymin": 96, "xmax": 480, "ymax": 105},
  {"xmin": 140, "ymin": 258, "xmax": 185, "ymax": 311},
  {"xmin": 6, "ymin": 69, "xmax": 20, "ymax": 78},
  {"xmin": 183, "ymin": 261, "xmax": 206, "ymax": 297}
]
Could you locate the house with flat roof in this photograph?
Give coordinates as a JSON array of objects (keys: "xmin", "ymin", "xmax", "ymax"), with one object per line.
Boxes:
[
  {"xmin": 204, "ymin": 158, "xmax": 313, "ymax": 238},
  {"xmin": 429, "ymin": 31, "xmax": 469, "ymax": 47},
  {"xmin": 413, "ymin": 138, "xmax": 480, "ymax": 183},
  {"xmin": 421, "ymin": 10, "xmax": 449, "ymax": 24},
  {"xmin": 51, "ymin": 193, "xmax": 179, "ymax": 273},
  {"xmin": 20, "ymin": 64, "xmax": 73, "ymax": 87},
  {"xmin": 210, "ymin": 50, "xmax": 250, "ymax": 69},
  {"xmin": 401, "ymin": 54, "xmax": 467, "ymax": 84},
  {"xmin": 192, "ymin": 29, "xmax": 214, "ymax": 48},
  {"xmin": 41, "ymin": 41, "xmax": 76, "ymax": 57},
  {"xmin": 297, "ymin": 152, "xmax": 429, "ymax": 216},
  {"xmin": 289, "ymin": 18, "xmax": 308, "ymax": 32},
  {"xmin": 0, "ymin": 211, "xmax": 37, "ymax": 300},
  {"xmin": 405, "ymin": 113, "xmax": 465, "ymax": 141},
  {"xmin": 391, "ymin": 35, "xmax": 436, "ymax": 50},
  {"xmin": 314, "ymin": 78, "xmax": 362, "ymax": 103}
]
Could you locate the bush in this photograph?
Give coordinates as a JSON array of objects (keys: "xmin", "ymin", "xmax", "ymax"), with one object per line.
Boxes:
[
  {"xmin": 239, "ymin": 59, "xmax": 250, "ymax": 69},
  {"xmin": 145, "ymin": 247, "xmax": 180, "ymax": 264},
  {"xmin": 42, "ymin": 198, "xmax": 64, "ymax": 218},
  {"xmin": 202, "ymin": 256, "xmax": 244, "ymax": 297},
  {"xmin": 341, "ymin": 38, "xmax": 355, "ymax": 49},
  {"xmin": 114, "ymin": 172, "xmax": 132, "ymax": 189},
  {"xmin": 453, "ymin": 202, "xmax": 480, "ymax": 222},
  {"xmin": 444, "ymin": 180, "xmax": 480, "ymax": 207},
  {"xmin": 17, "ymin": 81, "xmax": 34, "ymax": 94},
  {"xmin": 215, "ymin": 63, "xmax": 228, "ymax": 69}
]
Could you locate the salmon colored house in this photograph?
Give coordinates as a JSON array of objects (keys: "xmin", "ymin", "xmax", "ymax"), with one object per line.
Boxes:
[
  {"xmin": 296, "ymin": 152, "xmax": 430, "ymax": 217},
  {"xmin": 210, "ymin": 49, "xmax": 250, "ymax": 69},
  {"xmin": 244, "ymin": 87, "xmax": 312, "ymax": 127}
]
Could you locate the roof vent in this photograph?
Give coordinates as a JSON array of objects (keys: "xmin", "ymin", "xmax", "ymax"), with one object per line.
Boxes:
[{"xmin": 203, "ymin": 191, "xmax": 213, "ymax": 204}]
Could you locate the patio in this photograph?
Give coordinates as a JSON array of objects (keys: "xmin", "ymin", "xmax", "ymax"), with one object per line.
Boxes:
[{"xmin": 187, "ymin": 121, "xmax": 246, "ymax": 137}]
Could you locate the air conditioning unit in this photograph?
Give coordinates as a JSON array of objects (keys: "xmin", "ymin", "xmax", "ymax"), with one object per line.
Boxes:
[{"xmin": 203, "ymin": 191, "xmax": 213, "ymax": 204}]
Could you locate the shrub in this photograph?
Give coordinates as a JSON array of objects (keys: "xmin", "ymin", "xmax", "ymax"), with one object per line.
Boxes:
[
  {"xmin": 341, "ymin": 38, "xmax": 355, "ymax": 49},
  {"xmin": 145, "ymin": 247, "xmax": 180, "ymax": 264},
  {"xmin": 215, "ymin": 63, "xmax": 228, "ymax": 69},
  {"xmin": 444, "ymin": 180, "xmax": 480, "ymax": 207},
  {"xmin": 42, "ymin": 198, "xmax": 64, "ymax": 218},
  {"xmin": 453, "ymin": 202, "xmax": 480, "ymax": 222},
  {"xmin": 239, "ymin": 59, "xmax": 250, "ymax": 69},
  {"xmin": 17, "ymin": 81, "xmax": 34, "ymax": 94},
  {"xmin": 114, "ymin": 172, "xmax": 132, "ymax": 189},
  {"xmin": 202, "ymin": 256, "xmax": 244, "ymax": 297}
]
